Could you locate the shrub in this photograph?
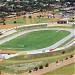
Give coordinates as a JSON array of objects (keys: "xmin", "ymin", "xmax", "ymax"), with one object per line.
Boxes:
[
  {"xmin": 34, "ymin": 67, "xmax": 38, "ymax": 71},
  {"xmin": 29, "ymin": 70, "xmax": 32, "ymax": 73},
  {"xmin": 14, "ymin": 21, "xmax": 16, "ymax": 23},
  {"xmin": 39, "ymin": 65, "xmax": 43, "ymax": 69},
  {"xmin": 3, "ymin": 22, "xmax": 6, "ymax": 25},
  {"xmin": 56, "ymin": 61, "xmax": 58, "ymax": 63},
  {"xmin": 40, "ymin": 15, "xmax": 41, "ymax": 17},
  {"xmin": 65, "ymin": 57, "xmax": 68, "ymax": 60},
  {"xmin": 45, "ymin": 63, "xmax": 49, "ymax": 67},
  {"xmin": 23, "ymin": 16, "xmax": 26, "ymax": 18},
  {"xmin": 62, "ymin": 50, "xmax": 65, "ymax": 54},
  {"xmin": 29, "ymin": 16, "xmax": 32, "ymax": 19},
  {"xmin": 70, "ymin": 55, "xmax": 73, "ymax": 58},
  {"xmin": 61, "ymin": 59, "xmax": 63, "ymax": 61}
]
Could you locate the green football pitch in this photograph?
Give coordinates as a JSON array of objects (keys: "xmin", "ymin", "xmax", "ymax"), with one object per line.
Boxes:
[{"xmin": 0, "ymin": 30, "xmax": 70, "ymax": 51}]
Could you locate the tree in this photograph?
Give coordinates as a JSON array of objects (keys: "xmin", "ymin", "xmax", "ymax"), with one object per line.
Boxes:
[
  {"xmin": 45, "ymin": 63, "xmax": 49, "ymax": 67},
  {"xmin": 39, "ymin": 65, "xmax": 43, "ymax": 69},
  {"xmin": 72, "ymin": 17, "xmax": 75, "ymax": 27},
  {"xmin": 34, "ymin": 67, "xmax": 38, "ymax": 71},
  {"xmin": 29, "ymin": 16, "xmax": 32, "ymax": 19},
  {"xmin": 56, "ymin": 61, "xmax": 58, "ymax": 63},
  {"xmin": 14, "ymin": 21, "xmax": 17, "ymax": 24},
  {"xmin": 29, "ymin": 70, "xmax": 32, "ymax": 73},
  {"xmin": 65, "ymin": 57, "xmax": 68, "ymax": 60},
  {"xmin": 70, "ymin": 55, "xmax": 73, "ymax": 58},
  {"xmin": 3, "ymin": 22, "xmax": 6, "ymax": 25},
  {"xmin": 62, "ymin": 50, "xmax": 65, "ymax": 54}
]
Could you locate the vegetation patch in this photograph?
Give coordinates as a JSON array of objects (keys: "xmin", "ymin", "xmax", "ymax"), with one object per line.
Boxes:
[
  {"xmin": 43, "ymin": 63, "xmax": 75, "ymax": 75},
  {"xmin": 0, "ymin": 45, "xmax": 74, "ymax": 74},
  {"xmin": 9, "ymin": 44, "xmax": 75, "ymax": 61},
  {"xmin": 0, "ymin": 30, "xmax": 70, "ymax": 51}
]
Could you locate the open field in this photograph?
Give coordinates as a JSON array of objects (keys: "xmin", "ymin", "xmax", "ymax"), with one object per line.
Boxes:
[
  {"xmin": 43, "ymin": 63, "xmax": 75, "ymax": 75},
  {"xmin": 0, "ymin": 44, "xmax": 74, "ymax": 74},
  {"xmin": 5, "ymin": 17, "xmax": 27, "ymax": 24},
  {"xmin": 5, "ymin": 17, "xmax": 51, "ymax": 25},
  {"xmin": 0, "ymin": 30, "xmax": 70, "ymax": 51},
  {"xmin": 9, "ymin": 44, "xmax": 75, "ymax": 61}
]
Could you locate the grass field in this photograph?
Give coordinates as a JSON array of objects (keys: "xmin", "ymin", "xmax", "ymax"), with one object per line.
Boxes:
[
  {"xmin": 5, "ymin": 17, "xmax": 27, "ymax": 24},
  {"xmin": 0, "ymin": 30, "xmax": 70, "ymax": 51},
  {"xmin": 5, "ymin": 17, "xmax": 51, "ymax": 25},
  {"xmin": 35, "ymin": 17, "xmax": 51, "ymax": 23},
  {"xmin": 43, "ymin": 63, "xmax": 75, "ymax": 75},
  {"xmin": 0, "ymin": 44, "xmax": 74, "ymax": 74},
  {"xmin": 9, "ymin": 44, "xmax": 75, "ymax": 61}
]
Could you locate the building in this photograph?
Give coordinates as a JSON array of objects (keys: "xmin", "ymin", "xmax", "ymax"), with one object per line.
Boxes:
[{"xmin": 57, "ymin": 18, "xmax": 69, "ymax": 24}]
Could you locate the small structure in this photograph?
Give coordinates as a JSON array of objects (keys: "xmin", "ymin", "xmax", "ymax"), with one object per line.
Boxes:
[
  {"xmin": 57, "ymin": 18, "xmax": 69, "ymax": 24},
  {"xmin": 0, "ymin": 50, "xmax": 17, "ymax": 59}
]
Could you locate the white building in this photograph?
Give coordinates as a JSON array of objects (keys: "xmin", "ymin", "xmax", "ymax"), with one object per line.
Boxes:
[{"xmin": 7, "ymin": 0, "xmax": 12, "ymax": 1}]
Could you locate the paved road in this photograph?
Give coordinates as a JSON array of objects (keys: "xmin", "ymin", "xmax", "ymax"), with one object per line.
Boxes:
[{"xmin": 0, "ymin": 28, "xmax": 75, "ymax": 52}]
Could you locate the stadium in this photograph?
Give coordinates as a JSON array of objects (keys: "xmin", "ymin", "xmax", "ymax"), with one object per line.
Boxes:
[{"xmin": 0, "ymin": 0, "xmax": 75, "ymax": 75}]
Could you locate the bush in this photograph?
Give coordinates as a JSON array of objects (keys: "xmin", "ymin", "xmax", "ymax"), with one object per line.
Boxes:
[
  {"xmin": 56, "ymin": 61, "xmax": 58, "ymax": 63},
  {"xmin": 40, "ymin": 15, "xmax": 41, "ymax": 17},
  {"xmin": 61, "ymin": 59, "xmax": 63, "ymax": 61},
  {"xmin": 39, "ymin": 65, "xmax": 43, "ymax": 69},
  {"xmin": 70, "ymin": 55, "xmax": 73, "ymax": 58},
  {"xmin": 62, "ymin": 50, "xmax": 65, "ymax": 54},
  {"xmin": 29, "ymin": 16, "xmax": 32, "ymax": 19},
  {"xmin": 23, "ymin": 16, "xmax": 26, "ymax": 18},
  {"xmin": 29, "ymin": 70, "xmax": 32, "ymax": 73},
  {"xmin": 14, "ymin": 21, "xmax": 16, "ymax": 23},
  {"xmin": 45, "ymin": 63, "xmax": 49, "ymax": 67},
  {"xmin": 34, "ymin": 67, "xmax": 38, "ymax": 71},
  {"xmin": 65, "ymin": 57, "xmax": 68, "ymax": 60},
  {"xmin": 3, "ymin": 22, "xmax": 6, "ymax": 25}
]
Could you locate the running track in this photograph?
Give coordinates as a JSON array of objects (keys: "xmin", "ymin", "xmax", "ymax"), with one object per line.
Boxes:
[{"xmin": 0, "ymin": 28, "xmax": 75, "ymax": 53}]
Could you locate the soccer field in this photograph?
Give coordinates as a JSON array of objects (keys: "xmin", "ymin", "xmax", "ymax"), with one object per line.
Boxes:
[{"xmin": 0, "ymin": 30, "xmax": 70, "ymax": 51}]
